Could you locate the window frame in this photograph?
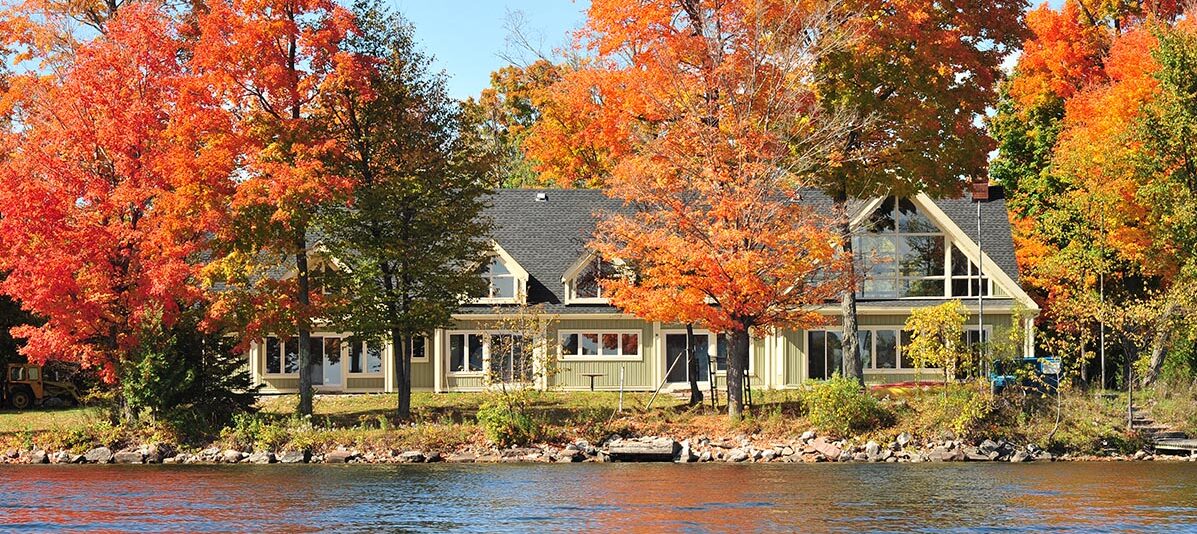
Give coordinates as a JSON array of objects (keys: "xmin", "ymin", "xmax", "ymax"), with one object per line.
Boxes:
[
  {"xmin": 262, "ymin": 335, "xmax": 303, "ymax": 378},
  {"xmin": 347, "ymin": 339, "xmax": 386, "ymax": 376},
  {"xmin": 565, "ymin": 254, "xmax": 619, "ymax": 305},
  {"xmin": 472, "ymin": 245, "xmax": 528, "ymax": 305},
  {"xmin": 855, "ymin": 197, "xmax": 949, "ymax": 300},
  {"xmin": 660, "ymin": 329, "xmax": 754, "ymax": 375},
  {"xmin": 559, "ymin": 330, "xmax": 643, "ymax": 362},
  {"xmin": 807, "ymin": 326, "xmax": 945, "ymax": 374},
  {"xmin": 446, "ymin": 331, "xmax": 536, "ymax": 377}
]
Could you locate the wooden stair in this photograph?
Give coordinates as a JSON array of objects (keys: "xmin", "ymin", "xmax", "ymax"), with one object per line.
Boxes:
[{"xmin": 1132, "ymin": 405, "xmax": 1197, "ymax": 455}]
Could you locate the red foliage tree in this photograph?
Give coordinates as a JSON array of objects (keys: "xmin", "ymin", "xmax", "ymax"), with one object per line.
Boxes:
[{"xmin": 0, "ymin": 5, "xmax": 231, "ymax": 381}]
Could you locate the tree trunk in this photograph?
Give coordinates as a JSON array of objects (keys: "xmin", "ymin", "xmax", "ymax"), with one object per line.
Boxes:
[
  {"xmin": 686, "ymin": 323, "xmax": 703, "ymax": 407},
  {"xmin": 726, "ymin": 327, "xmax": 750, "ymax": 418},
  {"xmin": 394, "ymin": 328, "xmax": 412, "ymax": 420},
  {"xmin": 295, "ymin": 229, "xmax": 314, "ymax": 417},
  {"xmin": 835, "ymin": 193, "xmax": 864, "ymax": 385},
  {"xmin": 1141, "ymin": 302, "xmax": 1177, "ymax": 387}
]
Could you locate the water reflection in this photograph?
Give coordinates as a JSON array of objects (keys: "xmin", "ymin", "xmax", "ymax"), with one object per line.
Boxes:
[{"xmin": 1, "ymin": 463, "xmax": 1196, "ymax": 532}]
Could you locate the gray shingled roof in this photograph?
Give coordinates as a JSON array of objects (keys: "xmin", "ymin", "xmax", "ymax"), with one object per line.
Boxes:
[{"xmin": 462, "ymin": 187, "xmax": 1022, "ymax": 315}]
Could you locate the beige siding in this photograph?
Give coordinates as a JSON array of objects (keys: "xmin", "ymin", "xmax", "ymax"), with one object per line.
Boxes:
[{"xmin": 347, "ymin": 376, "xmax": 385, "ymax": 390}]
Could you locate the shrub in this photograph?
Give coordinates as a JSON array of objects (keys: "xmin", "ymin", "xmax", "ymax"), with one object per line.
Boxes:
[
  {"xmin": 476, "ymin": 400, "xmax": 540, "ymax": 447},
  {"xmin": 911, "ymin": 383, "xmax": 996, "ymax": 437},
  {"xmin": 803, "ymin": 374, "xmax": 889, "ymax": 436}
]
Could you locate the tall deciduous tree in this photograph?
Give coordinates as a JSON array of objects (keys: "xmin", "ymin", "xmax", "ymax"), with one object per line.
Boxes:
[
  {"xmin": 534, "ymin": 0, "xmax": 855, "ymax": 417},
  {"xmin": 0, "ymin": 5, "xmax": 227, "ymax": 381},
  {"xmin": 810, "ymin": 0, "xmax": 1026, "ymax": 384},
  {"xmin": 462, "ymin": 60, "xmax": 562, "ymax": 188},
  {"xmin": 314, "ymin": 1, "xmax": 492, "ymax": 419},
  {"xmin": 193, "ymin": 0, "xmax": 360, "ymax": 416}
]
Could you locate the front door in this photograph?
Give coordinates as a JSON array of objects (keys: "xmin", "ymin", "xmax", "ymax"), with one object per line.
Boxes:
[{"xmin": 665, "ymin": 333, "xmax": 710, "ymax": 383}]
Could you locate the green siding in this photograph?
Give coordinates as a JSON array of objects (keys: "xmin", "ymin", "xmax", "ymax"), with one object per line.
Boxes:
[
  {"xmin": 262, "ymin": 377, "xmax": 299, "ymax": 391},
  {"xmin": 550, "ymin": 318, "xmax": 656, "ymax": 391},
  {"xmin": 348, "ymin": 377, "xmax": 384, "ymax": 390},
  {"xmin": 412, "ymin": 361, "xmax": 434, "ymax": 389},
  {"xmin": 781, "ymin": 311, "xmax": 1018, "ymax": 387}
]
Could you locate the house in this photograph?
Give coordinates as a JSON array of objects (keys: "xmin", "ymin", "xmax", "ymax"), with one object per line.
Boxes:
[{"xmin": 245, "ymin": 186, "xmax": 1038, "ymax": 394}]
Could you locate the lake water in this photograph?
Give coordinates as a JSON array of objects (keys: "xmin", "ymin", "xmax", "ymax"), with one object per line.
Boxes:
[{"xmin": 3, "ymin": 462, "xmax": 1197, "ymax": 532}]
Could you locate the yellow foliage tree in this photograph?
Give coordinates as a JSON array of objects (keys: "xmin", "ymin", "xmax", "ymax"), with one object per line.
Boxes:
[{"xmin": 903, "ymin": 300, "xmax": 970, "ymax": 382}]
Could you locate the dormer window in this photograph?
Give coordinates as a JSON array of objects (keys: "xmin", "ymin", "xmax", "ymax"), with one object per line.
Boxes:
[
  {"xmin": 482, "ymin": 257, "xmax": 516, "ymax": 298},
  {"xmin": 473, "ymin": 243, "xmax": 528, "ymax": 304},
  {"xmin": 574, "ymin": 256, "xmax": 615, "ymax": 300},
  {"xmin": 564, "ymin": 252, "xmax": 620, "ymax": 304}
]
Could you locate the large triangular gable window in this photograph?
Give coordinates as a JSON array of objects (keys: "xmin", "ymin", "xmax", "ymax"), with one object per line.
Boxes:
[
  {"xmin": 853, "ymin": 196, "xmax": 1005, "ymax": 300},
  {"xmin": 854, "ymin": 197, "xmax": 946, "ymax": 299},
  {"xmin": 474, "ymin": 243, "xmax": 528, "ymax": 304}
]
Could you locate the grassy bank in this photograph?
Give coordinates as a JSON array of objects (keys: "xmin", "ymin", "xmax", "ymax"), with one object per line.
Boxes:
[{"xmin": 0, "ymin": 382, "xmax": 1186, "ymax": 459}]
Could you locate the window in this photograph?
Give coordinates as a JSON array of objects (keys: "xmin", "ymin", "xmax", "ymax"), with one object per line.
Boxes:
[
  {"xmin": 480, "ymin": 257, "xmax": 516, "ymax": 299},
  {"xmin": 855, "ymin": 198, "xmax": 946, "ymax": 299},
  {"xmin": 449, "ymin": 333, "xmax": 485, "ymax": 373},
  {"xmin": 807, "ymin": 330, "xmax": 843, "ymax": 380},
  {"xmin": 264, "ymin": 336, "xmax": 301, "ymax": 375},
  {"xmin": 571, "ymin": 255, "xmax": 617, "ymax": 301},
  {"xmin": 410, "ymin": 335, "xmax": 428, "ymax": 361},
  {"xmin": 348, "ymin": 340, "xmax": 384, "ymax": 374},
  {"xmin": 808, "ymin": 327, "xmax": 940, "ymax": 374},
  {"xmin": 950, "ymin": 245, "xmax": 991, "ymax": 298},
  {"xmin": 963, "ymin": 327, "xmax": 990, "ymax": 347},
  {"xmin": 560, "ymin": 331, "xmax": 640, "ymax": 360},
  {"xmin": 489, "ymin": 334, "xmax": 532, "ymax": 383}
]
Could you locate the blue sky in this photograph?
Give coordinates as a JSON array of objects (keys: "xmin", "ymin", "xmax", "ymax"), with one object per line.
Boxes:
[
  {"xmin": 391, "ymin": 0, "xmax": 591, "ymax": 100},
  {"xmin": 395, "ymin": 0, "xmax": 1067, "ymax": 101}
]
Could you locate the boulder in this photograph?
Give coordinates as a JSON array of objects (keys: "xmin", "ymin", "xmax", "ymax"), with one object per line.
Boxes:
[
  {"xmin": 800, "ymin": 430, "xmax": 817, "ymax": 443},
  {"xmin": 979, "ymin": 439, "xmax": 1000, "ymax": 454},
  {"xmin": 761, "ymin": 449, "xmax": 777, "ymax": 462},
  {"xmin": 113, "ymin": 450, "xmax": 145, "ymax": 464},
  {"xmin": 84, "ymin": 446, "xmax": 114, "ymax": 464},
  {"xmin": 927, "ymin": 447, "xmax": 964, "ymax": 462},
  {"xmin": 865, "ymin": 441, "xmax": 881, "ymax": 458},
  {"xmin": 727, "ymin": 448, "xmax": 751, "ymax": 462},
  {"xmin": 397, "ymin": 451, "xmax": 425, "ymax": 463},
  {"xmin": 247, "ymin": 451, "xmax": 275, "ymax": 464},
  {"xmin": 607, "ymin": 437, "xmax": 678, "ymax": 462},
  {"xmin": 896, "ymin": 432, "xmax": 913, "ymax": 448},
  {"xmin": 221, "ymin": 450, "xmax": 245, "ymax": 464},
  {"xmin": 141, "ymin": 444, "xmax": 167, "ymax": 464},
  {"xmin": 445, "ymin": 453, "xmax": 477, "ymax": 463},
  {"xmin": 1010, "ymin": 450, "xmax": 1031, "ymax": 463},
  {"xmin": 50, "ymin": 451, "xmax": 71, "ymax": 464},
  {"xmin": 676, "ymin": 440, "xmax": 696, "ymax": 463},
  {"xmin": 278, "ymin": 450, "xmax": 309, "ymax": 464},
  {"xmin": 324, "ymin": 450, "xmax": 357, "ymax": 464},
  {"xmin": 809, "ymin": 437, "xmax": 842, "ymax": 460},
  {"xmin": 698, "ymin": 451, "xmax": 713, "ymax": 462},
  {"xmin": 25, "ymin": 450, "xmax": 48, "ymax": 464}
]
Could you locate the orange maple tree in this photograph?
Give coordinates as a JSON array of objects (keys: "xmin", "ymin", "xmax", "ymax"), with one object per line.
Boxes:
[
  {"xmin": 191, "ymin": 0, "xmax": 364, "ymax": 415},
  {"xmin": 0, "ymin": 4, "xmax": 230, "ymax": 381},
  {"xmin": 533, "ymin": 0, "xmax": 854, "ymax": 416}
]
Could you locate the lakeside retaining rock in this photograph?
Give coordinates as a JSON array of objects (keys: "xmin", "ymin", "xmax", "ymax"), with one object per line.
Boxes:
[
  {"xmin": 247, "ymin": 451, "xmax": 275, "ymax": 464},
  {"xmin": 84, "ymin": 447, "xmax": 113, "ymax": 464},
  {"xmin": 114, "ymin": 450, "xmax": 145, "ymax": 464},
  {"xmin": 278, "ymin": 450, "xmax": 308, "ymax": 464},
  {"xmin": 606, "ymin": 437, "xmax": 678, "ymax": 462}
]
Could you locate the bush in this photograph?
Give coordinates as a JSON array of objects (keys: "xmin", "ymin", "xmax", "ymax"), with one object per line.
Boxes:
[
  {"xmin": 476, "ymin": 401, "xmax": 540, "ymax": 447},
  {"xmin": 908, "ymin": 382, "xmax": 996, "ymax": 437},
  {"xmin": 804, "ymin": 374, "xmax": 889, "ymax": 436}
]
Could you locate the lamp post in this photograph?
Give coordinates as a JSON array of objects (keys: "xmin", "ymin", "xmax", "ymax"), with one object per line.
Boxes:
[{"xmin": 972, "ymin": 178, "xmax": 989, "ymax": 378}]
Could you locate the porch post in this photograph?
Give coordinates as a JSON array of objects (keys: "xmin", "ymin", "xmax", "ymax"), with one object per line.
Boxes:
[{"xmin": 433, "ymin": 328, "xmax": 444, "ymax": 393}]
